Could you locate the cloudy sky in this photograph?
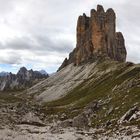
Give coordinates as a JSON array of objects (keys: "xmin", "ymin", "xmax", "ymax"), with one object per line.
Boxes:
[{"xmin": 0, "ymin": 0, "xmax": 139, "ymax": 73}]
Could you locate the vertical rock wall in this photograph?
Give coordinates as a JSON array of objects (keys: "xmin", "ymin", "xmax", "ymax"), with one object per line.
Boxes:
[{"xmin": 58, "ymin": 5, "xmax": 127, "ymax": 71}]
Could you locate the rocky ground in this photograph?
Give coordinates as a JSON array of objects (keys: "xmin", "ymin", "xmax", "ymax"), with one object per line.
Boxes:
[
  {"xmin": 0, "ymin": 125, "xmax": 97, "ymax": 140},
  {"xmin": 0, "ymin": 92, "xmax": 140, "ymax": 140},
  {"xmin": 0, "ymin": 123, "xmax": 140, "ymax": 140}
]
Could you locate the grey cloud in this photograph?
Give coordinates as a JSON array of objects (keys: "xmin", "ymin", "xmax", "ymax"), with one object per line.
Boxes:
[
  {"xmin": 0, "ymin": 52, "xmax": 22, "ymax": 64},
  {"xmin": 35, "ymin": 35, "xmax": 73, "ymax": 53},
  {"xmin": 0, "ymin": 0, "xmax": 15, "ymax": 15},
  {"xmin": 0, "ymin": 35, "xmax": 73, "ymax": 54}
]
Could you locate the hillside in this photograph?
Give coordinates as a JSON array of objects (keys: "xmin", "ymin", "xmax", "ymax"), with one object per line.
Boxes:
[
  {"xmin": 25, "ymin": 5, "xmax": 140, "ymax": 138},
  {"xmin": 0, "ymin": 59, "xmax": 140, "ymax": 139},
  {"xmin": 28, "ymin": 59, "xmax": 140, "ymax": 129}
]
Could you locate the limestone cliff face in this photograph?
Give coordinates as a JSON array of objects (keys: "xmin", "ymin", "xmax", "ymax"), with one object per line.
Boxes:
[{"xmin": 58, "ymin": 5, "xmax": 127, "ymax": 71}]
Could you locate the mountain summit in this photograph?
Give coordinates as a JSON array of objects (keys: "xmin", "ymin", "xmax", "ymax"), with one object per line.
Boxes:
[{"xmin": 58, "ymin": 5, "xmax": 127, "ymax": 71}]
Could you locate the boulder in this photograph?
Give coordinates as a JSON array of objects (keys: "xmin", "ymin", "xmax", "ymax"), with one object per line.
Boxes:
[
  {"xmin": 60, "ymin": 101, "xmax": 99, "ymax": 128},
  {"xmin": 21, "ymin": 112, "xmax": 45, "ymax": 126},
  {"xmin": 119, "ymin": 106, "xmax": 139, "ymax": 124}
]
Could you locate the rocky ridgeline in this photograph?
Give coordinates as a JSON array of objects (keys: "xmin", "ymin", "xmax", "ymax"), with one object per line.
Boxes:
[
  {"xmin": 58, "ymin": 5, "xmax": 127, "ymax": 71},
  {"xmin": 0, "ymin": 67, "xmax": 48, "ymax": 91}
]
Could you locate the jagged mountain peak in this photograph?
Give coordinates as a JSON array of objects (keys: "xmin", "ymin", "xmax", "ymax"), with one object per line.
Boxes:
[
  {"xmin": 0, "ymin": 67, "xmax": 49, "ymax": 91},
  {"xmin": 19, "ymin": 67, "xmax": 27, "ymax": 71},
  {"xmin": 58, "ymin": 5, "xmax": 127, "ymax": 71},
  {"xmin": 17, "ymin": 67, "xmax": 28, "ymax": 75},
  {"xmin": 39, "ymin": 70, "xmax": 48, "ymax": 76}
]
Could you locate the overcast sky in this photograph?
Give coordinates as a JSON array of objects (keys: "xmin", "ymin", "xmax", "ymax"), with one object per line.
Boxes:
[{"xmin": 0, "ymin": 0, "xmax": 139, "ymax": 73}]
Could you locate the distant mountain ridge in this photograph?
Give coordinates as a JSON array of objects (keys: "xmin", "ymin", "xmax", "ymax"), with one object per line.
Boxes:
[
  {"xmin": 39, "ymin": 70, "xmax": 48, "ymax": 76},
  {"xmin": 0, "ymin": 67, "xmax": 49, "ymax": 91},
  {"xmin": 0, "ymin": 72, "xmax": 9, "ymax": 77}
]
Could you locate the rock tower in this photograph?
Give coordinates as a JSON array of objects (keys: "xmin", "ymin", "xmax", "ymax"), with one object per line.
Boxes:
[{"xmin": 58, "ymin": 5, "xmax": 127, "ymax": 71}]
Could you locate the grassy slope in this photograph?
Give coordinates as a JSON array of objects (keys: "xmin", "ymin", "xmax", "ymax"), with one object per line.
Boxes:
[
  {"xmin": 43, "ymin": 60, "xmax": 140, "ymax": 126},
  {"xmin": 0, "ymin": 91, "xmax": 24, "ymax": 104},
  {"xmin": 1, "ymin": 60, "xmax": 139, "ymax": 127},
  {"xmin": 0, "ymin": 90, "xmax": 35, "ymax": 105}
]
